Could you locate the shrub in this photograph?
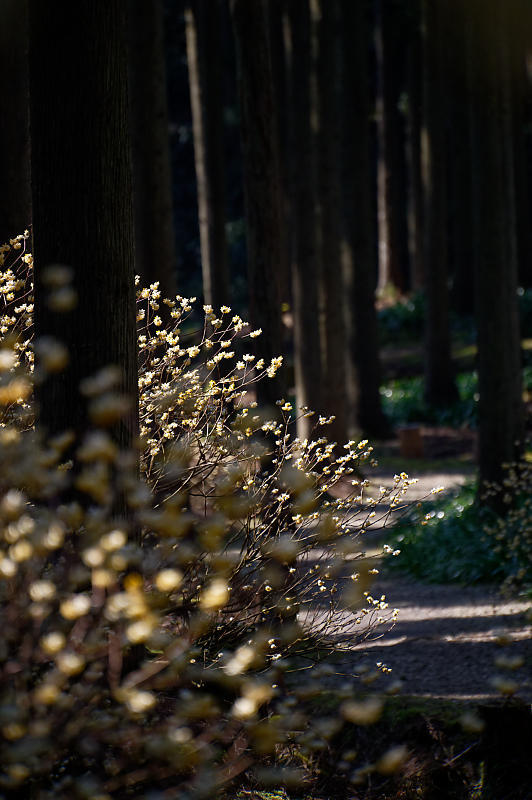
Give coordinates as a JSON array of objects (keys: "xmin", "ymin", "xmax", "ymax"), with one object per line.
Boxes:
[
  {"xmin": 0, "ymin": 236, "xmax": 410, "ymax": 798},
  {"xmin": 388, "ymin": 470, "xmax": 532, "ymax": 593},
  {"xmin": 386, "ymin": 482, "xmax": 504, "ymax": 584}
]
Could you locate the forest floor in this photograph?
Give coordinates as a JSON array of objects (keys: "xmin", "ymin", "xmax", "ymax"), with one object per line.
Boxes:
[{"xmin": 325, "ymin": 448, "xmax": 532, "ymax": 705}]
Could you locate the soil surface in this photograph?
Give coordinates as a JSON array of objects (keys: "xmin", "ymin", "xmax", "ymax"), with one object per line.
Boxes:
[{"xmin": 327, "ymin": 464, "xmax": 532, "ymax": 703}]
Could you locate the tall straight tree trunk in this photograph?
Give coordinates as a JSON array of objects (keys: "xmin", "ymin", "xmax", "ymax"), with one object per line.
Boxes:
[
  {"xmin": 267, "ymin": 0, "xmax": 291, "ymax": 308},
  {"xmin": 0, "ymin": 0, "xmax": 31, "ymax": 245},
  {"xmin": 185, "ymin": 0, "xmax": 230, "ymax": 309},
  {"xmin": 231, "ymin": 0, "xmax": 285, "ymax": 408},
  {"xmin": 29, "ymin": 0, "xmax": 138, "ymax": 454},
  {"xmin": 311, "ymin": 0, "xmax": 349, "ymax": 447},
  {"xmin": 128, "ymin": 0, "xmax": 176, "ymax": 302},
  {"xmin": 405, "ymin": 0, "xmax": 424, "ymax": 292},
  {"xmin": 469, "ymin": 0, "xmax": 523, "ymax": 508},
  {"xmin": 447, "ymin": 0, "xmax": 475, "ymax": 315},
  {"xmin": 286, "ymin": 0, "xmax": 322, "ymax": 438},
  {"xmin": 422, "ymin": 0, "xmax": 457, "ymax": 406},
  {"xmin": 509, "ymin": 0, "xmax": 532, "ymax": 291},
  {"xmin": 341, "ymin": 0, "xmax": 390, "ymax": 438},
  {"xmin": 375, "ymin": 0, "xmax": 409, "ymax": 295}
]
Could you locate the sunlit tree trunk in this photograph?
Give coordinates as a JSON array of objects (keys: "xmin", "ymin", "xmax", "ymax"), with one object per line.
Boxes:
[
  {"xmin": 0, "ymin": 0, "xmax": 31, "ymax": 245},
  {"xmin": 29, "ymin": 0, "xmax": 139, "ymax": 455},
  {"xmin": 422, "ymin": 0, "xmax": 457, "ymax": 406},
  {"xmin": 231, "ymin": 0, "xmax": 285, "ymax": 408},
  {"xmin": 375, "ymin": 0, "xmax": 409, "ymax": 295},
  {"xmin": 185, "ymin": 0, "xmax": 229, "ymax": 308}
]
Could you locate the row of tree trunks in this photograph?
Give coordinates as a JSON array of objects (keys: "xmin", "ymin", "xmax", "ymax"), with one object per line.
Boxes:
[{"xmin": 12, "ymin": 0, "xmax": 528, "ymax": 523}]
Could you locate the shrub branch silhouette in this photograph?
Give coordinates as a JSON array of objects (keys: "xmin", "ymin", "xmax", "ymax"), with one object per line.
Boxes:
[{"xmin": 0, "ymin": 236, "xmax": 412, "ymax": 798}]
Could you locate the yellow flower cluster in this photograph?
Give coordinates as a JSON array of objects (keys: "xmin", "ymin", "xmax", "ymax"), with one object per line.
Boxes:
[{"xmin": 0, "ymin": 238, "xmax": 415, "ymax": 797}]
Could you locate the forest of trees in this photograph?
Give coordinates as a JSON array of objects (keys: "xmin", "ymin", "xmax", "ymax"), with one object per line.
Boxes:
[
  {"xmin": 3, "ymin": 0, "xmax": 526, "ymax": 508},
  {"xmin": 1, "ymin": 1, "xmax": 532, "ymax": 797}
]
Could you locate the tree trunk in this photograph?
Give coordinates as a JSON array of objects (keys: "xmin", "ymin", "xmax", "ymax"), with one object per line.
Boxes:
[
  {"xmin": 422, "ymin": 0, "xmax": 458, "ymax": 406},
  {"xmin": 311, "ymin": 0, "xmax": 349, "ymax": 447},
  {"xmin": 267, "ymin": 0, "xmax": 291, "ymax": 309},
  {"xmin": 405, "ymin": 0, "xmax": 424, "ymax": 292},
  {"xmin": 286, "ymin": 0, "xmax": 322, "ymax": 438},
  {"xmin": 128, "ymin": 0, "xmax": 177, "ymax": 302},
  {"xmin": 29, "ymin": 0, "xmax": 139, "ymax": 454},
  {"xmin": 341, "ymin": 0, "xmax": 391, "ymax": 439},
  {"xmin": 469, "ymin": 0, "xmax": 523, "ymax": 508},
  {"xmin": 447, "ymin": 0, "xmax": 475, "ymax": 315},
  {"xmin": 509, "ymin": 0, "xmax": 532, "ymax": 291},
  {"xmin": 185, "ymin": 0, "xmax": 230, "ymax": 309},
  {"xmin": 375, "ymin": 0, "xmax": 409, "ymax": 296},
  {"xmin": 0, "ymin": 0, "xmax": 31, "ymax": 245},
  {"xmin": 231, "ymin": 0, "xmax": 285, "ymax": 408}
]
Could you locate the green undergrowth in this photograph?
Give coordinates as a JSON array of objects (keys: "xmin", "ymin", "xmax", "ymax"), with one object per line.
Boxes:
[
  {"xmin": 385, "ymin": 480, "xmax": 532, "ymax": 592},
  {"xmin": 385, "ymin": 483, "xmax": 504, "ymax": 584},
  {"xmin": 380, "ymin": 372, "xmax": 479, "ymax": 428},
  {"xmin": 378, "ymin": 286, "xmax": 532, "ymax": 346},
  {"xmin": 381, "ymin": 367, "xmax": 532, "ymax": 429}
]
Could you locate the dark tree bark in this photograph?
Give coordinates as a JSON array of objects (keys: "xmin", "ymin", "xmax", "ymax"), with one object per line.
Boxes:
[
  {"xmin": 286, "ymin": 0, "xmax": 322, "ymax": 438},
  {"xmin": 0, "ymin": 0, "xmax": 31, "ymax": 246},
  {"xmin": 508, "ymin": 0, "xmax": 532, "ymax": 291},
  {"xmin": 267, "ymin": 0, "xmax": 291, "ymax": 308},
  {"xmin": 185, "ymin": 0, "xmax": 230, "ymax": 309},
  {"xmin": 312, "ymin": 0, "xmax": 349, "ymax": 447},
  {"xmin": 29, "ymin": 0, "xmax": 139, "ymax": 453},
  {"xmin": 469, "ymin": 0, "xmax": 524, "ymax": 508},
  {"xmin": 405, "ymin": 0, "xmax": 424, "ymax": 292},
  {"xmin": 421, "ymin": 0, "xmax": 458, "ymax": 406},
  {"xmin": 447, "ymin": 0, "xmax": 475, "ymax": 315},
  {"xmin": 231, "ymin": 0, "xmax": 285, "ymax": 408},
  {"xmin": 375, "ymin": 0, "xmax": 409, "ymax": 295},
  {"xmin": 128, "ymin": 0, "xmax": 177, "ymax": 301},
  {"xmin": 341, "ymin": 0, "xmax": 391, "ymax": 438}
]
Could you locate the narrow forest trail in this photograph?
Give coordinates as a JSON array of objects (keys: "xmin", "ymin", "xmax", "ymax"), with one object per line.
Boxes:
[{"xmin": 321, "ymin": 463, "xmax": 532, "ymax": 703}]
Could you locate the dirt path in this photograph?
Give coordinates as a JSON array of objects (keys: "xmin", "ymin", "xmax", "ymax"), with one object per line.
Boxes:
[{"xmin": 327, "ymin": 466, "xmax": 532, "ymax": 703}]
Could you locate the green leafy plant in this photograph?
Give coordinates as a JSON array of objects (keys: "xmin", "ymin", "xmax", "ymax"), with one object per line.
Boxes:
[
  {"xmin": 379, "ymin": 372, "xmax": 479, "ymax": 428},
  {"xmin": 388, "ymin": 471, "xmax": 532, "ymax": 592},
  {"xmin": 386, "ymin": 482, "xmax": 504, "ymax": 584}
]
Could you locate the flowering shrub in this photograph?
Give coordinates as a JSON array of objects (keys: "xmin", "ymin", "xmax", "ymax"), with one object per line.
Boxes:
[{"xmin": 0, "ymin": 236, "xmax": 411, "ymax": 797}]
